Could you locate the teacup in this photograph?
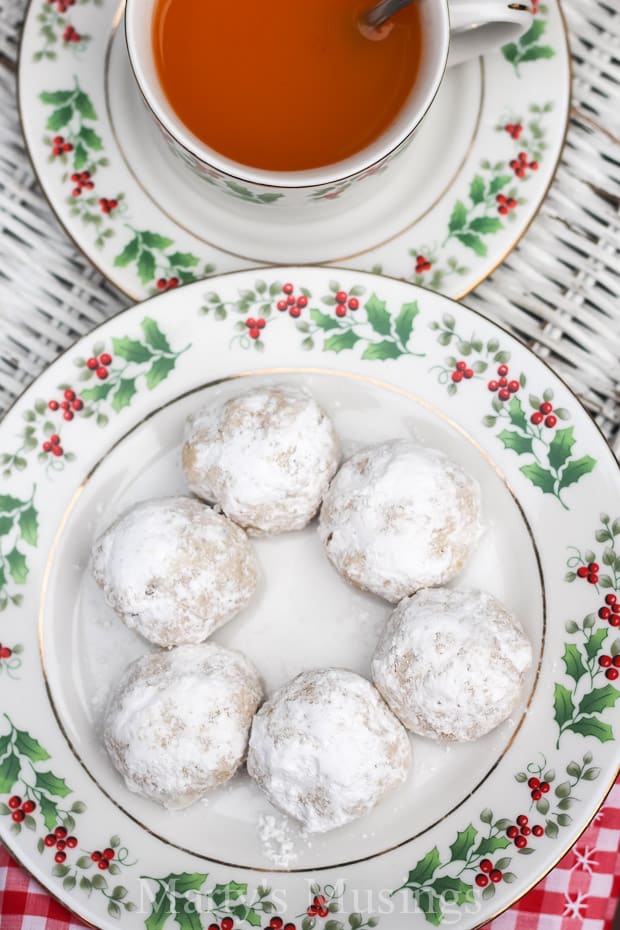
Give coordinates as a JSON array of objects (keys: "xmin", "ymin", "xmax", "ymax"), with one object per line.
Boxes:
[{"xmin": 125, "ymin": 0, "xmax": 532, "ymax": 209}]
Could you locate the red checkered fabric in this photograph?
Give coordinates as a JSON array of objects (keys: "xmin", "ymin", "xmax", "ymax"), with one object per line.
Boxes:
[{"xmin": 1, "ymin": 777, "xmax": 619, "ymax": 929}]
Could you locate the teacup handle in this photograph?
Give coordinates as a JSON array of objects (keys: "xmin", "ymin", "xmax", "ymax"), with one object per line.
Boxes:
[{"xmin": 447, "ymin": 0, "xmax": 533, "ymax": 66}]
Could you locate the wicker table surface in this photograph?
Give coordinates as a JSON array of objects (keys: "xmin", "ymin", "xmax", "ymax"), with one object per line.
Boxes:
[{"xmin": 0, "ymin": 1, "xmax": 618, "ymax": 433}]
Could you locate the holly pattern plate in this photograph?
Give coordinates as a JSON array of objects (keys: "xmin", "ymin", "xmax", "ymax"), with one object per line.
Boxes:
[
  {"xmin": 0, "ymin": 269, "xmax": 618, "ymax": 930},
  {"xmin": 18, "ymin": 0, "xmax": 569, "ymax": 298}
]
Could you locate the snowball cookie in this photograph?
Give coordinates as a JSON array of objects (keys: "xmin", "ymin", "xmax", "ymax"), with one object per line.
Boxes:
[
  {"xmin": 182, "ymin": 384, "xmax": 340, "ymax": 535},
  {"xmin": 247, "ymin": 668, "xmax": 411, "ymax": 833},
  {"xmin": 319, "ymin": 439, "xmax": 481, "ymax": 602},
  {"xmin": 103, "ymin": 643, "xmax": 263, "ymax": 809},
  {"xmin": 372, "ymin": 588, "xmax": 533, "ymax": 741},
  {"xmin": 91, "ymin": 495, "xmax": 258, "ymax": 647}
]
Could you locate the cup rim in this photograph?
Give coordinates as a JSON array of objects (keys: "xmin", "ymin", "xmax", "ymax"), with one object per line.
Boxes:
[{"xmin": 124, "ymin": 0, "xmax": 450, "ymax": 190}]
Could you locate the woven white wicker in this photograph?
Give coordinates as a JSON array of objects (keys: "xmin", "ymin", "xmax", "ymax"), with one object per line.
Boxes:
[{"xmin": 0, "ymin": 0, "xmax": 618, "ymax": 452}]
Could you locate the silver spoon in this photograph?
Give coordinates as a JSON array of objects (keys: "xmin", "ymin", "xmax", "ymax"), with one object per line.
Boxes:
[{"xmin": 364, "ymin": 0, "xmax": 414, "ymax": 30}]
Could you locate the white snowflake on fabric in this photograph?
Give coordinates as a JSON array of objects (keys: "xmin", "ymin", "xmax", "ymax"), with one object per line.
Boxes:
[
  {"xmin": 573, "ymin": 846, "xmax": 598, "ymax": 874},
  {"xmin": 563, "ymin": 891, "xmax": 589, "ymax": 918}
]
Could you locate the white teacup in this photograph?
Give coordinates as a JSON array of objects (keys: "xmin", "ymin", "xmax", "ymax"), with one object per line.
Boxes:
[{"xmin": 125, "ymin": 0, "xmax": 532, "ymax": 209}]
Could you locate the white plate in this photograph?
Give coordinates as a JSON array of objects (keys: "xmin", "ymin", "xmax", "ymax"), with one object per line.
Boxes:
[
  {"xmin": 19, "ymin": 0, "xmax": 569, "ymax": 298},
  {"xmin": 0, "ymin": 268, "xmax": 618, "ymax": 930}
]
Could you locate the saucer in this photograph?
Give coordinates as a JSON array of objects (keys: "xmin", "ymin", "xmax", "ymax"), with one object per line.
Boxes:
[{"xmin": 19, "ymin": 0, "xmax": 569, "ymax": 299}]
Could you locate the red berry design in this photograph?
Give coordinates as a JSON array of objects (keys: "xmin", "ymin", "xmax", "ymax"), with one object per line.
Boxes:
[
  {"xmin": 51, "ymin": 445, "xmax": 63, "ymax": 457},
  {"xmin": 276, "ymin": 300, "xmax": 287, "ymax": 311},
  {"xmin": 335, "ymin": 291, "xmax": 348, "ymax": 303},
  {"xmin": 98, "ymin": 859, "xmax": 109, "ymax": 870},
  {"xmin": 606, "ymin": 668, "xmax": 619, "ymax": 681},
  {"xmin": 335, "ymin": 306, "xmax": 347, "ymax": 318},
  {"xmin": 66, "ymin": 836, "xmax": 78, "ymax": 848},
  {"xmin": 479, "ymin": 859, "xmax": 493, "ymax": 873},
  {"xmin": 91, "ymin": 850, "xmax": 102, "ymax": 861},
  {"xmin": 63, "ymin": 411, "xmax": 74, "ymax": 421},
  {"xmin": 307, "ymin": 907, "xmax": 318, "ymax": 917},
  {"xmin": 415, "ymin": 255, "xmax": 432, "ymax": 273},
  {"xmin": 456, "ymin": 361, "xmax": 467, "ymax": 371},
  {"xmin": 269, "ymin": 920, "xmax": 283, "ymax": 930},
  {"xmin": 314, "ymin": 897, "xmax": 326, "ymax": 906},
  {"xmin": 577, "ymin": 566, "xmax": 588, "ymax": 578},
  {"xmin": 540, "ymin": 782, "xmax": 550, "ymax": 793},
  {"xmin": 451, "ymin": 371, "xmax": 463, "ymax": 383},
  {"xmin": 516, "ymin": 814, "xmax": 528, "ymax": 827},
  {"xmin": 464, "ymin": 368, "xmax": 474, "ymax": 379},
  {"xmin": 56, "ymin": 839, "xmax": 66, "ymax": 850},
  {"xmin": 599, "ymin": 655, "xmax": 612, "ymax": 668},
  {"xmin": 497, "ymin": 364, "xmax": 509, "ymax": 376},
  {"xmin": 528, "ymin": 777, "xmax": 540, "ymax": 789},
  {"xmin": 96, "ymin": 366, "xmax": 108, "ymax": 379},
  {"xmin": 22, "ymin": 800, "xmax": 35, "ymax": 814},
  {"xmin": 348, "ymin": 297, "xmax": 359, "ymax": 310},
  {"xmin": 531, "ymin": 788, "xmax": 542, "ymax": 800},
  {"xmin": 498, "ymin": 389, "xmax": 511, "ymax": 401},
  {"xmin": 475, "ymin": 874, "xmax": 489, "ymax": 888},
  {"xmin": 508, "ymin": 380, "xmax": 520, "ymax": 393},
  {"xmin": 498, "ymin": 377, "xmax": 508, "ymax": 387},
  {"xmin": 222, "ymin": 920, "xmax": 234, "ymax": 930},
  {"xmin": 8, "ymin": 796, "xmax": 21, "ymax": 810},
  {"xmin": 282, "ymin": 283, "xmax": 294, "ymax": 295},
  {"xmin": 318, "ymin": 909, "xmax": 329, "ymax": 918},
  {"xmin": 515, "ymin": 835, "xmax": 527, "ymax": 848},
  {"xmin": 55, "ymin": 826, "xmax": 67, "ymax": 838},
  {"xmin": 532, "ymin": 825, "xmax": 544, "ymax": 837},
  {"xmin": 0, "ymin": 646, "xmax": 11, "ymax": 659},
  {"xmin": 611, "ymin": 616, "xmax": 620, "ymax": 627},
  {"xmin": 86, "ymin": 357, "xmax": 99, "ymax": 369},
  {"xmin": 488, "ymin": 380, "xmax": 499, "ymax": 391},
  {"xmin": 506, "ymin": 825, "xmax": 519, "ymax": 838},
  {"xmin": 589, "ymin": 563, "xmax": 599, "ymax": 573},
  {"xmin": 521, "ymin": 825, "xmax": 531, "ymax": 836},
  {"xmin": 606, "ymin": 594, "xmax": 617, "ymax": 605},
  {"xmin": 599, "ymin": 607, "xmax": 611, "ymax": 620},
  {"xmin": 12, "ymin": 810, "xmax": 25, "ymax": 822},
  {"xmin": 540, "ymin": 401, "xmax": 552, "ymax": 414},
  {"xmin": 48, "ymin": 400, "xmax": 59, "ymax": 411},
  {"xmin": 71, "ymin": 398, "xmax": 83, "ymax": 411},
  {"xmin": 545, "ymin": 415, "xmax": 557, "ymax": 428},
  {"xmin": 55, "ymin": 851, "xmax": 67, "ymax": 863},
  {"xmin": 490, "ymin": 869, "xmax": 503, "ymax": 883},
  {"xmin": 297, "ymin": 295, "xmax": 308, "ymax": 308},
  {"xmin": 44, "ymin": 834, "xmax": 56, "ymax": 847}
]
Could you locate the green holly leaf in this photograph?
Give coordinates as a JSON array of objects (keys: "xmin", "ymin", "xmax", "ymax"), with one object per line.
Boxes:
[
  {"xmin": 584, "ymin": 629, "xmax": 608, "ymax": 662},
  {"xmin": 0, "ymin": 733, "xmax": 11, "ymax": 757},
  {"xmin": 520, "ymin": 462, "xmax": 556, "ymax": 496},
  {"xmin": 362, "ymin": 341, "xmax": 402, "ymax": 361},
  {"xmin": 140, "ymin": 231, "xmax": 174, "ymax": 250},
  {"xmin": 73, "ymin": 142, "xmax": 88, "ymax": 171},
  {"xmin": 394, "ymin": 301, "xmax": 419, "ymax": 347},
  {"xmin": 554, "ymin": 683, "xmax": 575, "ymax": 729},
  {"xmin": 145, "ymin": 356, "xmax": 176, "ymax": 390},
  {"xmin": 469, "ymin": 217, "xmax": 503, "ymax": 234},
  {"xmin": 417, "ymin": 892, "xmax": 442, "ymax": 927},
  {"xmin": 578, "ymin": 685, "xmax": 620, "ymax": 716},
  {"xmin": 231, "ymin": 906, "xmax": 262, "ymax": 927},
  {"xmin": 505, "ymin": 395, "xmax": 526, "ymax": 429},
  {"xmin": 473, "ymin": 835, "xmax": 510, "ymax": 857},
  {"xmin": 0, "ymin": 516, "xmax": 13, "ymax": 535},
  {"xmin": 145, "ymin": 887, "xmax": 172, "ymax": 930},
  {"xmin": 81, "ymin": 382, "xmax": 114, "ymax": 402},
  {"xmin": 520, "ymin": 19, "xmax": 546, "ymax": 45},
  {"xmin": 40, "ymin": 90, "xmax": 74, "ymax": 104},
  {"xmin": 568, "ymin": 717, "xmax": 614, "ymax": 743},
  {"xmin": 558, "ymin": 456, "xmax": 596, "ymax": 490},
  {"xmin": 74, "ymin": 90, "xmax": 97, "ymax": 120},
  {"xmin": 211, "ymin": 880, "xmax": 247, "ymax": 906},
  {"xmin": 520, "ymin": 45, "xmax": 555, "ymax": 62},
  {"xmin": 455, "ymin": 233, "xmax": 487, "ymax": 256},
  {"xmin": 498, "ymin": 429, "xmax": 533, "ymax": 455},
  {"xmin": 114, "ymin": 236, "xmax": 140, "ymax": 268},
  {"xmin": 489, "ymin": 175, "xmax": 512, "ymax": 196},
  {"xmin": 310, "ymin": 309, "xmax": 341, "ymax": 331},
  {"xmin": 110, "ymin": 378, "xmax": 137, "ymax": 413},
  {"xmin": 449, "ymin": 824, "xmax": 478, "ymax": 861},
  {"xmin": 469, "ymin": 176, "xmax": 485, "ymax": 205},
  {"xmin": 35, "ymin": 769, "xmax": 71, "ymax": 798},
  {"xmin": 173, "ymin": 897, "xmax": 202, "ymax": 930},
  {"xmin": 0, "ymin": 753, "xmax": 20, "ymax": 793},
  {"xmin": 46, "ymin": 105, "xmax": 73, "ymax": 132},
  {"xmin": 6, "ymin": 546, "xmax": 28, "ymax": 584},
  {"xmin": 448, "ymin": 201, "xmax": 467, "ymax": 232},
  {"xmin": 18, "ymin": 505, "xmax": 38, "ymax": 547},
  {"xmin": 502, "ymin": 42, "xmax": 518, "ymax": 63},
  {"xmin": 77, "ymin": 125, "xmax": 102, "ymax": 151},
  {"xmin": 405, "ymin": 847, "xmax": 441, "ymax": 887},
  {"xmin": 364, "ymin": 294, "xmax": 391, "ymax": 336},
  {"xmin": 561, "ymin": 644, "xmax": 586, "ymax": 685},
  {"xmin": 139, "ymin": 318, "xmax": 171, "ymax": 353},
  {"xmin": 431, "ymin": 876, "xmax": 475, "ymax": 906},
  {"xmin": 323, "ymin": 331, "xmax": 361, "ymax": 353},
  {"xmin": 39, "ymin": 795, "xmax": 59, "ymax": 831},
  {"xmin": 548, "ymin": 427, "xmax": 576, "ymax": 472},
  {"xmin": 0, "ymin": 496, "xmax": 24, "ymax": 513},
  {"xmin": 112, "ymin": 336, "xmax": 153, "ymax": 363},
  {"xmin": 137, "ymin": 249, "xmax": 156, "ymax": 284}
]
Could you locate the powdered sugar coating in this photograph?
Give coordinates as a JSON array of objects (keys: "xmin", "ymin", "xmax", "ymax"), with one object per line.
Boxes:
[
  {"xmin": 182, "ymin": 384, "xmax": 340, "ymax": 535},
  {"xmin": 318, "ymin": 440, "xmax": 482, "ymax": 602},
  {"xmin": 372, "ymin": 587, "xmax": 533, "ymax": 741},
  {"xmin": 91, "ymin": 496, "xmax": 258, "ymax": 646},
  {"xmin": 103, "ymin": 643, "xmax": 263, "ymax": 809},
  {"xmin": 247, "ymin": 668, "xmax": 411, "ymax": 833}
]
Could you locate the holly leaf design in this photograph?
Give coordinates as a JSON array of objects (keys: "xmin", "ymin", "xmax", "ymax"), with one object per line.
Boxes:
[
  {"xmin": 417, "ymin": 892, "xmax": 442, "ymax": 927},
  {"xmin": 498, "ymin": 429, "xmax": 533, "ymax": 456},
  {"xmin": 18, "ymin": 505, "xmax": 38, "ymax": 547},
  {"xmin": 137, "ymin": 249, "xmax": 156, "ymax": 284},
  {"xmin": 405, "ymin": 847, "xmax": 441, "ymax": 887},
  {"xmin": 548, "ymin": 427, "xmax": 576, "ymax": 472},
  {"xmin": 469, "ymin": 217, "xmax": 503, "ymax": 234},
  {"xmin": 111, "ymin": 379, "xmax": 138, "ymax": 413},
  {"xmin": 578, "ymin": 685, "xmax": 620, "ymax": 716},
  {"xmin": 74, "ymin": 90, "xmax": 97, "ymax": 120},
  {"xmin": 520, "ymin": 463, "xmax": 556, "ymax": 496},
  {"xmin": 554, "ymin": 683, "xmax": 575, "ymax": 729},
  {"xmin": 6, "ymin": 546, "xmax": 28, "ymax": 584},
  {"xmin": 140, "ymin": 318, "xmax": 172, "ymax": 353},
  {"xmin": 231, "ymin": 905, "xmax": 262, "ymax": 927},
  {"xmin": 469, "ymin": 176, "xmax": 485, "ymax": 205},
  {"xmin": 449, "ymin": 201, "xmax": 467, "ymax": 232},
  {"xmin": 561, "ymin": 644, "xmax": 586, "ymax": 685},
  {"xmin": 112, "ymin": 336, "xmax": 153, "ymax": 364},
  {"xmin": 558, "ymin": 456, "xmax": 596, "ymax": 490},
  {"xmin": 323, "ymin": 331, "xmax": 361, "ymax": 353},
  {"xmin": 211, "ymin": 880, "xmax": 247, "ymax": 906},
  {"xmin": 0, "ymin": 496, "xmax": 24, "ymax": 513},
  {"xmin": 502, "ymin": 43, "xmax": 518, "ymax": 63},
  {"xmin": 145, "ymin": 889, "xmax": 172, "ymax": 930},
  {"xmin": 0, "ymin": 753, "xmax": 20, "ymax": 793},
  {"xmin": 520, "ymin": 19, "xmax": 546, "ymax": 44},
  {"xmin": 40, "ymin": 90, "xmax": 73, "ymax": 105},
  {"xmin": 489, "ymin": 175, "xmax": 512, "ymax": 196},
  {"xmin": 364, "ymin": 294, "xmax": 392, "ymax": 336},
  {"xmin": 568, "ymin": 717, "xmax": 614, "ymax": 743},
  {"xmin": 449, "ymin": 824, "xmax": 478, "ymax": 861},
  {"xmin": 73, "ymin": 142, "xmax": 88, "ymax": 171},
  {"xmin": 81, "ymin": 382, "xmax": 114, "ymax": 403},
  {"xmin": 507, "ymin": 395, "xmax": 527, "ymax": 430},
  {"xmin": 455, "ymin": 233, "xmax": 486, "ymax": 256},
  {"xmin": 0, "ymin": 733, "xmax": 11, "ymax": 757},
  {"xmin": 585, "ymin": 629, "xmax": 608, "ymax": 662},
  {"xmin": 173, "ymin": 897, "xmax": 202, "ymax": 930},
  {"xmin": 431, "ymin": 876, "xmax": 475, "ymax": 906},
  {"xmin": 39, "ymin": 795, "xmax": 60, "ymax": 832},
  {"xmin": 14, "ymin": 727, "xmax": 50, "ymax": 762},
  {"xmin": 520, "ymin": 46, "xmax": 555, "ymax": 62},
  {"xmin": 362, "ymin": 341, "xmax": 402, "ymax": 361},
  {"xmin": 78, "ymin": 125, "xmax": 103, "ymax": 151},
  {"xmin": 35, "ymin": 769, "xmax": 72, "ymax": 798},
  {"xmin": 0, "ymin": 516, "xmax": 13, "ymax": 535},
  {"xmin": 114, "ymin": 236, "xmax": 140, "ymax": 268},
  {"xmin": 394, "ymin": 301, "xmax": 419, "ymax": 347},
  {"xmin": 46, "ymin": 105, "xmax": 73, "ymax": 132},
  {"xmin": 140, "ymin": 232, "xmax": 175, "ymax": 250},
  {"xmin": 167, "ymin": 252, "xmax": 199, "ymax": 268},
  {"xmin": 145, "ymin": 356, "xmax": 176, "ymax": 390},
  {"xmin": 472, "ymin": 835, "xmax": 510, "ymax": 857},
  {"xmin": 310, "ymin": 309, "xmax": 341, "ymax": 331}
]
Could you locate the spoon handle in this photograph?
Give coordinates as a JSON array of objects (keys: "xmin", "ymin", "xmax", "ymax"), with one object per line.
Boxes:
[{"xmin": 364, "ymin": 0, "xmax": 414, "ymax": 29}]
